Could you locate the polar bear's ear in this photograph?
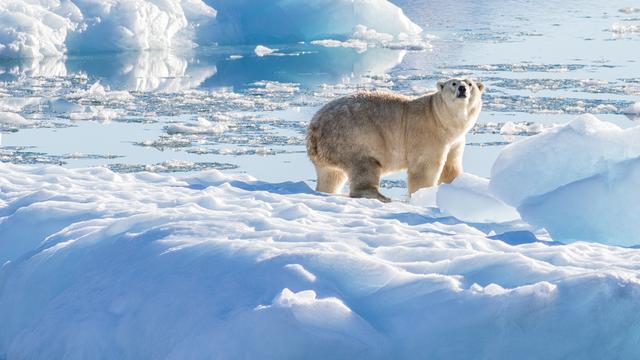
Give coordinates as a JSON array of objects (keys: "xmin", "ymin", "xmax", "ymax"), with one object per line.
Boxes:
[
  {"xmin": 437, "ymin": 81, "xmax": 445, "ymax": 91},
  {"xmin": 477, "ymin": 82, "xmax": 485, "ymax": 92}
]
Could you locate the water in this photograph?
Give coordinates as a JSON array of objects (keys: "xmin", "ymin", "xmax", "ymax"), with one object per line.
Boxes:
[{"xmin": 1, "ymin": 0, "xmax": 638, "ymax": 199}]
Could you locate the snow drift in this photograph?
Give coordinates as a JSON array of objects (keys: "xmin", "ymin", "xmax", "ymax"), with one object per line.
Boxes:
[
  {"xmin": 490, "ymin": 114, "xmax": 640, "ymax": 245},
  {"xmin": 0, "ymin": 0, "xmax": 421, "ymax": 59},
  {"xmin": 1, "ymin": 163, "xmax": 640, "ymax": 359}
]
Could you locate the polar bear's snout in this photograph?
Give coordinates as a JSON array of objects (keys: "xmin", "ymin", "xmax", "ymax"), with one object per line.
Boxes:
[{"xmin": 456, "ymin": 85, "xmax": 467, "ymax": 98}]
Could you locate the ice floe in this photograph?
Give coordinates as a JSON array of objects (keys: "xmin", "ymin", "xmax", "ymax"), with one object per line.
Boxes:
[{"xmin": 1, "ymin": 163, "xmax": 640, "ymax": 358}]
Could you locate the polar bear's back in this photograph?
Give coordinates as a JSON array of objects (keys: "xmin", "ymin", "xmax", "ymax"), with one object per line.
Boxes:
[{"xmin": 306, "ymin": 92, "xmax": 411, "ymax": 170}]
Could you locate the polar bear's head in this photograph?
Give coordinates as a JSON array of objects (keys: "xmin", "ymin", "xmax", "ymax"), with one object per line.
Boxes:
[{"xmin": 437, "ymin": 78, "xmax": 484, "ymax": 107}]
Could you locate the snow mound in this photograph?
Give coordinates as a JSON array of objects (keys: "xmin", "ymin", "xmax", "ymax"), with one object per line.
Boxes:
[
  {"xmin": 490, "ymin": 114, "xmax": 640, "ymax": 207},
  {"xmin": 490, "ymin": 114, "xmax": 640, "ymax": 245},
  {"xmin": 0, "ymin": 0, "xmax": 216, "ymax": 59},
  {"xmin": 431, "ymin": 173, "xmax": 520, "ymax": 223},
  {"xmin": 2, "ymin": 163, "xmax": 640, "ymax": 358},
  {"xmin": 206, "ymin": 0, "xmax": 422, "ymax": 45}
]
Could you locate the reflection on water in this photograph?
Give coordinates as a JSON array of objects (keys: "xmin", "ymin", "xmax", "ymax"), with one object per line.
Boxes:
[{"xmin": 1, "ymin": 45, "xmax": 406, "ymax": 92}]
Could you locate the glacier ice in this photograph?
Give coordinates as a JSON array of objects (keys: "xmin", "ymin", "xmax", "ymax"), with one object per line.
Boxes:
[{"xmin": 205, "ymin": 0, "xmax": 422, "ymax": 45}]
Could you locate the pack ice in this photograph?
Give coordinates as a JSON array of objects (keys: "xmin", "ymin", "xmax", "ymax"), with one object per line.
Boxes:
[
  {"xmin": 1, "ymin": 163, "xmax": 640, "ymax": 359},
  {"xmin": 490, "ymin": 114, "xmax": 640, "ymax": 245}
]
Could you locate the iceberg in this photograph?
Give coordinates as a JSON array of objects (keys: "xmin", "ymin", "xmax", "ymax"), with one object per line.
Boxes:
[
  {"xmin": 0, "ymin": 0, "xmax": 421, "ymax": 59},
  {"xmin": 0, "ymin": 0, "xmax": 216, "ymax": 59},
  {"xmin": 490, "ymin": 114, "xmax": 640, "ymax": 245},
  {"xmin": 181, "ymin": 0, "xmax": 423, "ymax": 45},
  {"xmin": 1, "ymin": 163, "xmax": 640, "ymax": 358}
]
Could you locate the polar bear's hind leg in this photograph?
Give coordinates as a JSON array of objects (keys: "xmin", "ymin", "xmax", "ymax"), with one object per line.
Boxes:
[{"xmin": 315, "ymin": 166, "xmax": 347, "ymax": 194}]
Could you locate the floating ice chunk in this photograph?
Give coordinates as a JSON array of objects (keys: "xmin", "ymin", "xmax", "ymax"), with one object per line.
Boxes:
[
  {"xmin": 68, "ymin": 107, "xmax": 122, "ymax": 122},
  {"xmin": 248, "ymin": 81, "xmax": 300, "ymax": 94},
  {"xmin": 619, "ymin": 6, "xmax": 640, "ymax": 14},
  {"xmin": 0, "ymin": 111, "xmax": 30, "ymax": 126},
  {"xmin": 490, "ymin": 114, "xmax": 640, "ymax": 207},
  {"xmin": 107, "ymin": 160, "xmax": 237, "ymax": 173},
  {"xmin": 310, "ymin": 39, "xmax": 369, "ymax": 52},
  {"xmin": 610, "ymin": 23, "xmax": 640, "ymax": 35},
  {"xmin": 411, "ymin": 173, "xmax": 520, "ymax": 223},
  {"xmin": 165, "ymin": 116, "xmax": 231, "ymax": 135},
  {"xmin": 67, "ymin": 82, "xmax": 133, "ymax": 101},
  {"xmin": 254, "ymin": 45, "xmax": 275, "ymax": 57},
  {"xmin": 623, "ymin": 102, "xmax": 640, "ymax": 121},
  {"xmin": 499, "ymin": 121, "xmax": 522, "ymax": 135}
]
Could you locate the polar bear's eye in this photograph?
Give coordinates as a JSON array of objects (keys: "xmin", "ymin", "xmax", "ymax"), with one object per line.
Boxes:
[{"xmin": 452, "ymin": 82, "xmax": 457, "ymax": 86}]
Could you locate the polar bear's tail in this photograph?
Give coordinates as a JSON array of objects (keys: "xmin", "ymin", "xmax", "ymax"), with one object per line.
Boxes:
[{"xmin": 306, "ymin": 121, "xmax": 320, "ymax": 162}]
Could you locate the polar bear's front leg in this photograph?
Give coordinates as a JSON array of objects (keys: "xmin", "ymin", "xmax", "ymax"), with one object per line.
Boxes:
[
  {"xmin": 407, "ymin": 150, "xmax": 447, "ymax": 194},
  {"xmin": 439, "ymin": 140, "xmax": 465, "ymax": 184},
  {"xmin": 348, "ymin": 157, "xmax": 391, "ymax": 203}
]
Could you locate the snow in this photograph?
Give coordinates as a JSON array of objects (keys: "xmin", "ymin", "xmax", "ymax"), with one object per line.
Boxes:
[
  {"xmin": 490, "ymin": 114, "xmax": 640, "ymax": 245},
  {"xmin": 2, "ymin": 163, "xmax": 640, "ymax": 358},
  {"xmin": 430, "ymin": 173, "xmax": 520, "ymax": 224},
  {"xmin": 490, "ymin": 114, "xmax": 640, "ymax": 207}
]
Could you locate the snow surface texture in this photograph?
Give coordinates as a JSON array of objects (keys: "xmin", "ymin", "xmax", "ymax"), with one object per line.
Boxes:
[
  {"xmin": 0, "ymin": 0, "xmax": 421, "ymax": 58},
  {"xmin": 1, "ymin": 163, "xmax": 640, "ymax": 359},
  {"xmin": 490, "ymin": 114, "xmax": 640, "ymax": 245}
]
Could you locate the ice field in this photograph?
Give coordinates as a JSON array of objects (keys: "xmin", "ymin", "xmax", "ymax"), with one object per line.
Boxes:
[{"xmin": 1, "ymin": 0, "xmax": 640, "ymax": 358}]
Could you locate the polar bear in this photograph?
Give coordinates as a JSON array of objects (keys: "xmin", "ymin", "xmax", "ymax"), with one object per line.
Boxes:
[{"xmin": 306, "ymin": 78, "xmax": 484, "ymax": 202}]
